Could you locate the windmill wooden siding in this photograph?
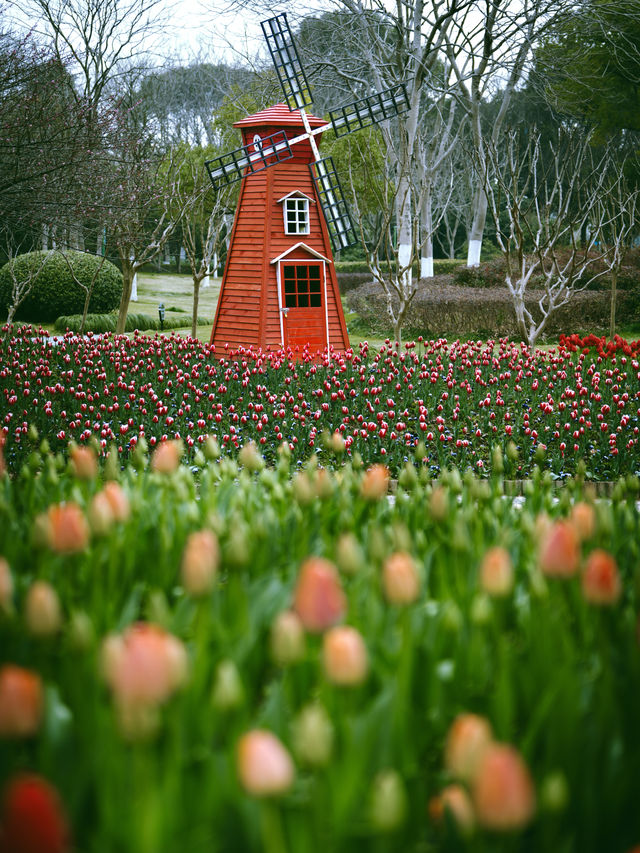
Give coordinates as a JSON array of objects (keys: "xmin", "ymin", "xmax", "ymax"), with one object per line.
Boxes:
[{"xmin": 210, "ymin": 105, "xmax": 350, "ymax": 355}]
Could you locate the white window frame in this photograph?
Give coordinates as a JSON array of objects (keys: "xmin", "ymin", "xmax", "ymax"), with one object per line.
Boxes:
[{"xmin": 283, "ymin": 197, "xmax": 310, "ymax": 235}]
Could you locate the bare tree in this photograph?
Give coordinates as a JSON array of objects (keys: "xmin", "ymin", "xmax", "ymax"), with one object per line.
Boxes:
[
  {"xmin": 7, "ymin": 0, "xmax": 171, "ymax": 106},
  {"xmin": 482, "ymin": 127, "xmax": 620, "ymax": 349},
  {"xmin": 595, "ymin": 169, "xmax": 640, "ymax": 338},
  {"xmin": 444, "ymin": 0, "xmax": 562, "ymax": 266},
  {"xmin": 1, "ymin": 246, "xmax": 53, "ymax": 330}
]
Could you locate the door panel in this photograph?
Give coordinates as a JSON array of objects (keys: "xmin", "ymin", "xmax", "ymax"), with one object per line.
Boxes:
[{"xmin": 281, "ymin": 262, "xmax": 326, "ymax": 349}]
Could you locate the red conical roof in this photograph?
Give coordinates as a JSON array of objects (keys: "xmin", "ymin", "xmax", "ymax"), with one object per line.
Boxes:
[{"xmin": 233, "ymin": 103, "xmax": 326, "ymax": 129}]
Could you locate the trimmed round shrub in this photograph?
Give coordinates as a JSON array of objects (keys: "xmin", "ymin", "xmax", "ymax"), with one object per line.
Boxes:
[{"xmin": 0, "ymin": 250, "xmax": 123, "ymax": 322}]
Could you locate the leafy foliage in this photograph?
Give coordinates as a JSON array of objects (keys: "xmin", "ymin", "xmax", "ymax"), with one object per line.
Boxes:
[{"xmin": 0, "ymin": 251, "xmax": 122, "ymax": 321}]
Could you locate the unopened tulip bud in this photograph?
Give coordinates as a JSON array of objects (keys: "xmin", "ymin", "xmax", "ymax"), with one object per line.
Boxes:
[
  {"xmin": 472, "ymin": 742, "xmax": 536, "ymax": 831},
  {"xmin": 314, "ymin": 468, "xmax": 333, "ymax": 499},
  {"xmin": 151, "ymin": 439, "xmax": 183, "ymax": 473},
  {"xmin": 68, "ymin": 611, "xmax": 94, "ymax": 651},
  {"xmin": 369, "ymin": 770, "xmax": 407, "ymax": 832},
  {"xmin": 292, "ymin": 471, "xmax": 315, "ymax": 505},
  {"xmin": 0, "ymin": 665, "xmax": 43, "ymax": 737},
  {"xmin": 582, "ymin": 549, "xmax": 621, "ymax": 605},
  {"xmin": 540, "ymin": 770, "xmax": 569, "ymax": 813},
  {"xmin": 239, "ymin": 441, "xmax": 264, "ymax": 472},
  {"xmin": 539, "ymin": 521, "xmax": 580, "ymax": 578},
  {"xmin": 470, "ymin": 593, "xmax": 493, "ymax": 625},
  {"xmin": 46, "ymin": 502, "xmax": 90, "ymax": 554},
  {"xmin": 570, "ymin": 502, "xmax": 596, "ymax": 542},
  {"xmin": 330, "ymin": 431, "xmax": 345, "ymax": 454},
  {"xmin": 361, "ymin": 464, "xmax": 390, "ymax": 500},
  {"xmin": 335, "ymin": 532, "xmax": 364, "ymax": 576},
  {"xmin": 181, "ymin": 529, "xmax": 219, "ymax": 596},
  {"xmin": 429, "ymin": 486, "xmax": 449, "ymax": 521},
  {"xmin": 270, "ymin": 610, "xmax": 306, "ymax": 665},
  {"xmin": 479, "ymin": 546, "xmax": 514, "ymax": 597},
  {"xmin": 70, "ymin": 445, "xmax": 98, "ymax": 479},
  {"xmin": 88, "ymin": 491, "xmax": 114, "ymax": 536},
  {"xmin": 203, "ymin": 436, "xmax": 221, "ymax": 460},
  {"xmin": 25, "ymin": 581, "xmax": 62, "ymax": 637},
  {"xmin": 211, "ymin": 660, "xmax": 244, "ymax": 711},
  {"xmin": 322, "ymin": 625, "xmax": 368, "ymax": 686},
  {"xmin": 292, "ymin": 704, "xmax": 334, "ymax": 767},
  {"xmin": 441, "ymin": 600, "xmax": 463, "ymax": 633},
  {"xmin": 0, "ymin": 556, "xmax": 13, "ymax": 614},
  {"xmin": 103, "ymin": 482, "xmax": 130, "ymax": 522},
  {"xmin": 294, "ymin": 557, "xmax": 346, "ymax": 633},
  {"xmin": 429, "ymin": 784, "xmax": 475, "ymax": 835},
  {"xmin": 445, "ymin": 713, "xmax": 493, "ymax": 783},
  {"xmin": 237, "ymin": 730, "xmax": 295, "ymax": 797},
  {"xmin": 383, "ymin": 551, "xmax": 420, "ymax": 604}
]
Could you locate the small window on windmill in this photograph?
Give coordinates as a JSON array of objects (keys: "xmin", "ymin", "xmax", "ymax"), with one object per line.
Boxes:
[{"xmin": 278, "ymin": 192, "xmax": 312, "ymax": 236}]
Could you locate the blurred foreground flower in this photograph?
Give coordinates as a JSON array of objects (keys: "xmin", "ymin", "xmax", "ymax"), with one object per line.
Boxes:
[
  {"xmin": 151, "ymin": 439, "xmax": 183, "ymax": 474},
  {"xmin": 292, "ymin": 704, "xmax": 334, "ymax": 767},
  {"xmin": 101, "ymin": 622, "xmax": 188, "ymax": 738},
  {"xmin": 570, "ymin": 502, "xmax": 596, "ymax": 542},
  {"xmin": 44, "ymin": 502, "xmax": 90, "ymax": 554},
  {"xmin": 70, "ymin": 444, "xmax": 97, "ymax": 479},
  {"xmin": 538, "ymin": 520, "xmax": 580, "ymax": 578},
  {"xmin": 293, "ymin": 557, "xmax": 346, "ymax": 633},
  {"xmin": 25, "ymin": 581, "xmax": 62, "ymax": 637},
  {"xmin": 89, "ymin": 483, "xmax": 130, "ymax": 534},
  {"xmin": 0, "ymin": 774, "xmax": 70, "ymax": 853},
  {"xmin": 369, "ymin": 770, "xmax": 407, "ymax": 832},
  {"xmin": 582, "ymin": 549, "xmax": 621, "ymax": 605},
  {"xmin": 479, "ymin": 547, "xmax": 514, "ymax": 597},
  {"xmin": 322, "ymin": 625, "xmax": 368, "ymax": 686},
  {"xmin": 472, "ymin": 743, "xmax": 536, "ymax": 831},
  {"xmin": 429, "ymin": 784, "xmax": 475, "ymax": 836},
  {"xmin": 445, "ymin": 713, "xmax": 493, "ymax": 783},
  {"xmin": 270, "ymin": 610, "xmax": 306, "ymax": 666},
  {"xmin": 0, "ymin": 557, "xmax": 13, "ymax": 614},
  {"xmin": 383, "ymin": 551, "xmax": 420, "ymax": 604},
  {"xmin": 0, "ymin": 665, "xmax": 43, "ymax": 738},
  {"xmin": 361, "ymin": 464, "xmax": 390, "ymax": 500},
  {"xmin": 237, "ymin": 730, "xmax": 295, "ymax": 797},
  {"xmin": 181, "ymin": 529, "xmax": 219, "ymax": 596}
]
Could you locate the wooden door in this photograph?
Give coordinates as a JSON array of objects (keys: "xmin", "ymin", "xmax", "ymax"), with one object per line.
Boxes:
[{"xmin": 281, "ymin": 262, "xmax": 327, "ymax": 351}]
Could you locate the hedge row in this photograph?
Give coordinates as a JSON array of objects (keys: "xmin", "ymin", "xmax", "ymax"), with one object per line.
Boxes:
[
  {"xmin": 54, "ymin": 312, "xmax": 211, "ymax": 334},
  {"xmin": 346, "ymin": 277, "xmax": 640, "ymax": 340}
]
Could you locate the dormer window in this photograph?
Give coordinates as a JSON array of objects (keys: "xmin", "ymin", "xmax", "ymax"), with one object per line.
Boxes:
[{"xmin": 278, "ymin": 191, "xmax": 314, "ymax": 236}]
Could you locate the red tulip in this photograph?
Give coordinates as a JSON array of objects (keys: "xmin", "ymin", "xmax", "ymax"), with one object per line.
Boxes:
[{"xmin": 0, "ymin": 774, "xmax": 70, "ymax": 853}]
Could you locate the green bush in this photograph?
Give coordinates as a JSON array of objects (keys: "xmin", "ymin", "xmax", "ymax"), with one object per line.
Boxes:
[
  {"xmin": 0, "ymin": 250, "xmax": 122, "ymax": 322},
  {"xmin": 54, "ymin": 312, "xmax": 211, "ymax": 334}
]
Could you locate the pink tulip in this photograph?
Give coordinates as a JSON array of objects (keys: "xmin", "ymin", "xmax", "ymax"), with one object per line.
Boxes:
[
  {"xmin": 383, "ymin": 551, "xmax": 420, "ymax": 604},
  {"xmin": 293, "ymin": 557, "xmax": 346, "ymax": 633},
  {"xmin": 472, "ymin": 742, "xmax": 536, "ymax": 831},
  {"xmin": 582, "ymin": 549, "xmax": 621, "ymax": 605},
  {"xmin": 322, "ymin": 625, "xmax": 368, "ymax": 686},
  {"xmin": 538, "ymin": 520, "xmax": 580, "ymax": 578},
  {"xmin": 480, "ymin": 546, "xmax": 514, "ymax": 597}
]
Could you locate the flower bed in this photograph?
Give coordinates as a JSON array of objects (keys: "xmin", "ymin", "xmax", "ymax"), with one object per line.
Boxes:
[
  {"xmin": 2, "ymin": 326, "xmax": 639, "ymax": 480},
  {"xmin": 0, "ymin": 449, "xmax": 639, "ymax": 851}
]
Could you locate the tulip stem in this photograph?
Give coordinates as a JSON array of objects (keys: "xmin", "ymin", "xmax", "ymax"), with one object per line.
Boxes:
[{"xmin": 260, "ymin": 801, "xmax": 288, "ymax": 853}]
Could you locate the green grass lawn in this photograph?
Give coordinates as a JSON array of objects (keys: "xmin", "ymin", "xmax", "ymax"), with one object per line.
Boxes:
[{"xmin": 134, "ymin": 271, "xmax": 221, "ymax": 343}]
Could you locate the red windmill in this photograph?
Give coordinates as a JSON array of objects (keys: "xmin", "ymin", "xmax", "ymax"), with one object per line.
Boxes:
[{"xmin": 206, "ymin": 14, "xmax": 409, "ymax": 356}]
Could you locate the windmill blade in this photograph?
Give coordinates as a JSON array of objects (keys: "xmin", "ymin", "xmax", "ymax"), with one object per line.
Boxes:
[
  {"xmin": 262, "ymin": 14, "xmax": 313, "ymax": 111},
  {"xmin": 205, "ymin": 130, "xmax": 293, "ymax": 190},
  {"xmin": 310, "ymin": 157, "xmax": 358, "ymax": 252},
  {"xmin": 328, "ymin": 84, "xmax": 411, "ymax": 137}
]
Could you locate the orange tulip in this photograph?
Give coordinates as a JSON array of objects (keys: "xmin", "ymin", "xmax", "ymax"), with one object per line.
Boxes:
[
  {"xmin": 383, "ymin": 551, "xmax": 420, "ymax": 604},
  {"xmin": 70, "ymin": 444, "xmax": 98, "ymax": 479},
  {"xmin": 444, "ymin": 713, "xmax": 493, "ymax": 783},
  {"xmin": 102, "ymin": 482, "xmax": 130, "ymax": 522},
  {"xmin": 472, "ymin": 742, "xmax": 536, "ymax": 831},
  {"xmin": 45, "ymin": 502, "xmax": 90, "ymax": 554},
  {"xmin": 151, "ymin": 439, "xmax": 182, "ymax": 473},
  {"xmin": 361, "ymin": 464, "xmax": 390, "ymax": 500},
  {"xmin": 237, "ymin": 730, "xmax": 295, "ymax": 796},
  {"xmin": 181, "ymin": 529, "xmax": 219, "ymax": 596},
  {"xmin": 429, "ymin": 784, "xmax": 475, "ymax": 835},
  {"xmin": 0, "ymin": 665, "xmax": 43, "ymax": 738},
  {"xmin": 480, "ymin": 546, "xmax": 514, "ymax": 597},
  {"xmin": 538, "ymin": 520, "xmax": 580, "ymax": 578},
  {"xmin": 293, "ymin": 557, "xmax": 346, "ymax": 633},
  {"xmin": 582, "ymin": 549, "xmax": 621, "ymax": 605},
  {"xmin": 25, "ymin": 581, "xmax": 62, "ymax": 636},
  {"xmin": 322, "ymin": 625, "xmax": 368, "ymax": 686},
  {"xmin": 570, "ymin": 502, "xmax": 596, "ymax": 542}
]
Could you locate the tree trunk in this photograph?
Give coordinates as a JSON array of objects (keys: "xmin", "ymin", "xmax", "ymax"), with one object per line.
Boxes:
[
  {"xmin": 610, "ymin": 268, "xmax": 618, "ymax": 339},
  {"xmin": 80, "ymin": 287, "xmax": 91, "ymax": 335},
  {"xmin": 420, "ymin": 184, "xmax": 434, "ymax": 278},
  {"xmin": 192, "ymin": 276, "xmax": 201, "ymax": 340},
  {"xmin": 115, "ymin": 256, "xmax": 135, "ymax": 334},
  {"xmin": 466, "ymin": 185, "xmax": 487, "ymax": 267}
]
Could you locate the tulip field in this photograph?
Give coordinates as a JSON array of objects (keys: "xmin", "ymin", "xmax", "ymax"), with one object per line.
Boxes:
[{"xmin": 0, "ymin": 325, "xmax": 639, "ymax": 852}]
